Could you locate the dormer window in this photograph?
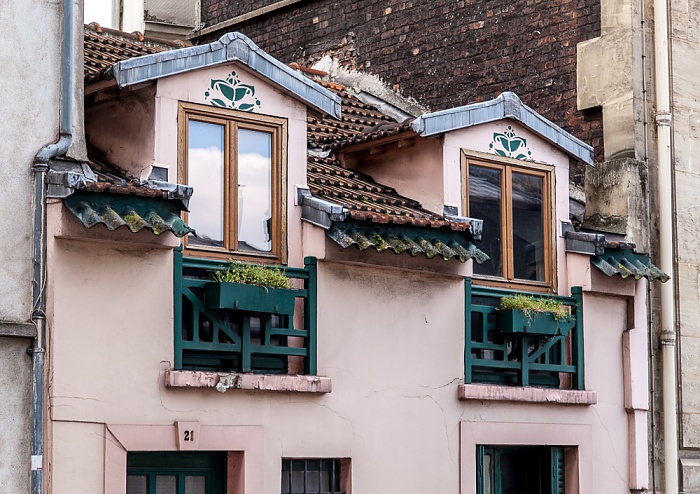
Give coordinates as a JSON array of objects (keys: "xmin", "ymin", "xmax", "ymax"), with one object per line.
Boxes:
[
  {"xmin": 463, "ymin": 154, "xmax": 553, "ymax": 289},
  {"xmin": 178, "ymin": 102, "xmax": 287, "ymax": 262}
]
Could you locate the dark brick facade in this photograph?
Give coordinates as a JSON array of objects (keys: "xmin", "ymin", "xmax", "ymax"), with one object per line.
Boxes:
[{"xmin": 200, "ymin": 0, "xmax": 603, "ymax": 172}]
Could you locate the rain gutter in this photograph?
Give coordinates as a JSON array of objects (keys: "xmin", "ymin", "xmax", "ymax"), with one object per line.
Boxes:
[
  {"xmin": 30, "ymin": 0, "xmax": 75, "ymax": 491},
  {"xmin": 653, "ymin": 0, "xmax": 678, "ymax": 490}
]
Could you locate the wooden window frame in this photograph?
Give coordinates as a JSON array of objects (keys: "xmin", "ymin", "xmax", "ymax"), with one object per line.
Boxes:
[
  {"xmin": 178, "ymin": 101, "xmax": 288, "ymax": 264},
  {"xmin": 462, "ymin": 151, "xmax": 556, "ymax": 293}
]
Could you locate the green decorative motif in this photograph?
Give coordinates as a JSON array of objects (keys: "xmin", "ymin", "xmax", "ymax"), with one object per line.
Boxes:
[
  {"xmin": 204, "ymin": 70, "xmax": 261, "ymax": 111},
  {"xmin": 489, "ymin": 125, "xmax": 532, "ymax": 160}
]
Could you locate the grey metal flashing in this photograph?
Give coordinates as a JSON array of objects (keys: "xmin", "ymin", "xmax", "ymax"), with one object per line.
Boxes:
[
  {"xmin": 443, "ymin": 214, "xmax": 483, "ymax": 240},
  {"xmin": 46, "ymin": 159, "xmax": 193, "ymax": 208},
  {"xmin": 562, "ymin": 223, "xmax": 605, "ymax": 256},
  {"xmin": 110, "ymin": 32, "xmax": 342, "ymax": 119},
  {"xmin": 411, "ymin": 92, "xmax": 594, "ymax": 165},
  {"xmin": 564, "ymin": 231, "xmax": 606, "ymax": 256},
  {"xmin": 0, "ymin": 321, "xmax": 37, "ymax": 338},
  {"xmin": 298, "ymin": 188, "xmax": 349, "ymax": 229}
]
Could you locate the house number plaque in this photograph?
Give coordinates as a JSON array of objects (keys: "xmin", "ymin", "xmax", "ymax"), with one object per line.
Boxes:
[{"xmin": 176, "ymin": 421, "xmax": 201, "ymax": 450}]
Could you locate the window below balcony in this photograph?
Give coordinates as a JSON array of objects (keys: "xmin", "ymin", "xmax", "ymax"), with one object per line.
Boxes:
[
  {"xmin": 465, "ymin": 280, "xmax": 584, "ymax": 390},
  {"xmin": 126, "ymin": 451, "xmax": 226, "ymax": 494},
  {"xmin": 478, "ymin": 446, "xmax": 565, "ymax": 494}
]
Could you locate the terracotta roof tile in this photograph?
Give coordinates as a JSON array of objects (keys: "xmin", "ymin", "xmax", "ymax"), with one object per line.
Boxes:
[
  {"xmin": 307, "ymin": 80, "xmax": 399, "ymax": 149},
  {"xmin": 307, "ymin": 155, "xmax": 470, "ymax": 231},
  {"xmin": 84, "ymin": 23, "xmax": 185, "ymax": 84}
]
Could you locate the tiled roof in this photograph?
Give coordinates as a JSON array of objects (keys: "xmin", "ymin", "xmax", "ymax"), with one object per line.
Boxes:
[
  {"xmin": 48, "ymin": 154, "xmax": 193, "ymax": 238},
  {"xmin": 591, "ymin": 248, "xmax": 669, "ymax": 283},
  {"xmin": 308, "ymin": 155, "xmax": 470, "ymax": 231},
  {"xmin": 84, "ymin": 23, "xmax": 185, "ymax": 84},
  {"xmin": 327, "ymin": 223, "xmax": 489, "ymax": 263},
  {"xmin": 64, "ymin": 191, "xmax": 193, "ymax": 237},
  {"xmin": 307, "ymin": 80, "xmax": 400, "ymax": 149}
]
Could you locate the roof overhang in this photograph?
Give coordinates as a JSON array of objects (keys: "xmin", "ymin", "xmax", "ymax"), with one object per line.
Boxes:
[
  {"xmin": 109, "ymin": 32, "xmax": 342, "ymax": 119},
  {"xmin": 327, "ymin": 221, "xmax": 489, "ymax": 263},
  {"xmin": 411, "ymin": 92, "xmax": 594, "ymax": 165}
]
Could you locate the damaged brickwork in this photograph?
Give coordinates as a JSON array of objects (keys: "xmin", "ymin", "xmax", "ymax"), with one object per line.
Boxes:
[{"xmin": 199, "ymin": 0, "xmax": 603, "ymax": 179}]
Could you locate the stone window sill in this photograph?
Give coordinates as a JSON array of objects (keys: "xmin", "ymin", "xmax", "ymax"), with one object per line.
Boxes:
[
  {"xmin": 165, "ymin": 370, "xmax": 332, "ymax": 394},
  {"xmin": 458, "ymin": 383, "xmax": 597, "ymax": 405}
]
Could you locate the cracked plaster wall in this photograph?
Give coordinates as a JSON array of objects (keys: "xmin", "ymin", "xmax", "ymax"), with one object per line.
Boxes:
[
  {"xmin": 0, "ymin": 0, "xmax": 84, "ymax": 492},
  {"xmin": 46, "ymin": 238, "xmax": 637, "ymax": 492}
]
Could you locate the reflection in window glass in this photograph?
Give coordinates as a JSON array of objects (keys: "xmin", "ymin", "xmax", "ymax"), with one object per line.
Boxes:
[
  {"xmin": 188, "ymin": 120, "xmax": 225, "ymax": 248},
  {"xmin": 237, "ymin": 129, "xmax": 272, "ymax": 253},
  {"xmin": 511, "ymin": 173, "xmax": 544, "ymax": 281},
  {"xmin": 469, "ymin": 165, "xmax": 502, "ymax": 277},
  {"xmin": 483, "ymin": 452, "xmax": 492, "ymax": 494}
]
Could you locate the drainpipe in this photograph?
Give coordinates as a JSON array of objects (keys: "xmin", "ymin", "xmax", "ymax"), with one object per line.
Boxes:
[
  {"xmin": 31, "ymin": 0, "xmax": 74, "ymax": 492},
  {"xmin": 653, "ymin": 0, "xmax": 677, "ymax": 489}
]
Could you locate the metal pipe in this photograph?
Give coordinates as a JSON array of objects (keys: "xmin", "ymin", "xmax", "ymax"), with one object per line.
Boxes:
[
  {"xmin": 30, "ymin": 0, "xmax": 74, "ymax": 492},
  {"xmin": 653, "ymin": 0, "xmax": 678, "ymax": 489}
]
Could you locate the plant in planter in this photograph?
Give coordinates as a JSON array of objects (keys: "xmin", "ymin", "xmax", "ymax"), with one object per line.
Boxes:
[
  {"xmin": 497, "ymin": 294, "xmax": 574, "ymax": 336},
  {"xmin": 204, "ymin": 261, "xmax": 296, "ymax": 316}
]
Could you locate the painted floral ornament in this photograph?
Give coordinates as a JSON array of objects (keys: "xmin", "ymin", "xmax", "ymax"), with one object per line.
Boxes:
[
  {"xmin": 489, "ymin": 125, "xmax": 533, "ymax": 160},
  {"xmin": 205, "ymin": 71, "xmax": 261, "ymax": 112}
]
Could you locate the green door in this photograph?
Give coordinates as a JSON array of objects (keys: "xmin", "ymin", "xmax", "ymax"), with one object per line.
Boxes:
[{"xmin": 126, "ymin": 452, "xmax": 226, "ymax": 494}]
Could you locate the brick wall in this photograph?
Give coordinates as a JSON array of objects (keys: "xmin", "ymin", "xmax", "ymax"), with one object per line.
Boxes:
[{"xmin": 201, "ymin": 0, "xmax": 603, "ymax": 173}]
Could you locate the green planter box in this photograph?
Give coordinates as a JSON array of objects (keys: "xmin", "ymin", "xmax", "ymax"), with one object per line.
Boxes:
[
  {"xmin": 497, "ymin": 308, "xmax": 574, "ymax": 336},
  {"xmin": 204, "ymin": 282, "xmax": 296, "ymax": 316}
]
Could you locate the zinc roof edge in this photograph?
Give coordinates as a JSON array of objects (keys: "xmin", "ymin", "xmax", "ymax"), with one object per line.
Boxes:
[
  {"xmin": 111, "ymin": 32, "xmax": 341, "ymax": 119},
  {"xmin": 411, "ymin": 92, "xmax": 594, "ymax": 165}
]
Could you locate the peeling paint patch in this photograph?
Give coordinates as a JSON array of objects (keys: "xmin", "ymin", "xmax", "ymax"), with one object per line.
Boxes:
[{"xmin": 165, "ymin": 370, "xmax": 332, "ymax": 393}]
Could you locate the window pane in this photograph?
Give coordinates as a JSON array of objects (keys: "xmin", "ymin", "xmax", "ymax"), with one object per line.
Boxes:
[
  {"xmin": 237, "ymin": 129, "xmax": 272, "ymax": 253},
  {"xmin": 511, "ymin": 172, "xmax": 544, "ymax": 281},
  {"xmin": 188, "ymin": 120, "xmax": 225, "ymax": 248},
  {"xmin": 469, "ymin": 166, "xmax": 502, "ymax": 277},
  {"xmin": 126, "ymin": 476, "xmax": 147, "ymax": 494},
  {"xmin": 155, "ymin": 475, "xmax": 177, "ymax": 494},
  {"xmin": 291, "ymin": 469, "xmax": 305, "ymax": 492},
  {"xmin": 185, "ymin": 475, "xmax": 206, "ymax": 494},
  {"xmin": 483, "ymin": 453, "xmax": 492, "ymax": 494}
]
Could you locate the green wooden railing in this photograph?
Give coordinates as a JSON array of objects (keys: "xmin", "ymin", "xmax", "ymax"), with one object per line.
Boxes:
[
  {"xmin": 465, "ymin": 279, "xmax": 584, "ymax": 389},
  {"xmin": 174, "ymin": 248, "xmax": 318, "ymax": 375}
]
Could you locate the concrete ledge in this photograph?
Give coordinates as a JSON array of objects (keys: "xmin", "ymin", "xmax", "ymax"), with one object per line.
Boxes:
[
  {"xmin": 458, "ymin": 384, "xmax": 597, "ymax": 405},
  {"xmin": 165, "ymin": 370, "xmax": 332, "ymax": 394},
  {"xmin": 0, "ymin": 321, "xmax": 36, "ymax": 338}
]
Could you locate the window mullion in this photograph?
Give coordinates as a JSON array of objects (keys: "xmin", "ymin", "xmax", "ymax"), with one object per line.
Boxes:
[
  {"xmin": 503, "ymin": 167, "xmax": 514, "ymax": 281},
  {"xmin": 226, "ymin": 121, "xmax": 237, "ymax": 252}
]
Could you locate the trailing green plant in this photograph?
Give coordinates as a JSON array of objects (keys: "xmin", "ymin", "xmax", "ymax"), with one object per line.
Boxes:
[
  {"xmin": 499, "ymin": 294, "xmax": 570, "ymax": 322},
  {"xmin": 211, "ymin": 260, "xmax": 291, "ymax": 289}
]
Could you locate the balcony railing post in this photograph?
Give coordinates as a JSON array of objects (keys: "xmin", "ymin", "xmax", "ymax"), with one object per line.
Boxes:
[
  {"xmin": 571, "ymin": 286, "xmax": 585, "ymax": 390},
  {"xmin": 173, "ymin": 246, "xmax": 184, "ymax": 369},
  {"xmin": 304, "ymin": 257, "xmax": 318, "ymax": 376},
  {"xmin": 520, "ymin": 334, "xmax": 530, "ymax": 386},
  {"xmin": 241, "ymin": 317, "xmax": 252, "ymax": 372},
  {"xmin": 464, "ymin": 278, "xmax": 473, "ymax": 384}
]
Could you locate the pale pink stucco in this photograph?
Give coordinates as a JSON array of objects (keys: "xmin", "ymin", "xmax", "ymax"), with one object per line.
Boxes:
[
  {"xmin": 47, "ymin": 61, "xmax": 650, "ymax": 494},
  {"xmin": 104, "ymin": 424, "xmax": 263, "ymax": 494}
]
